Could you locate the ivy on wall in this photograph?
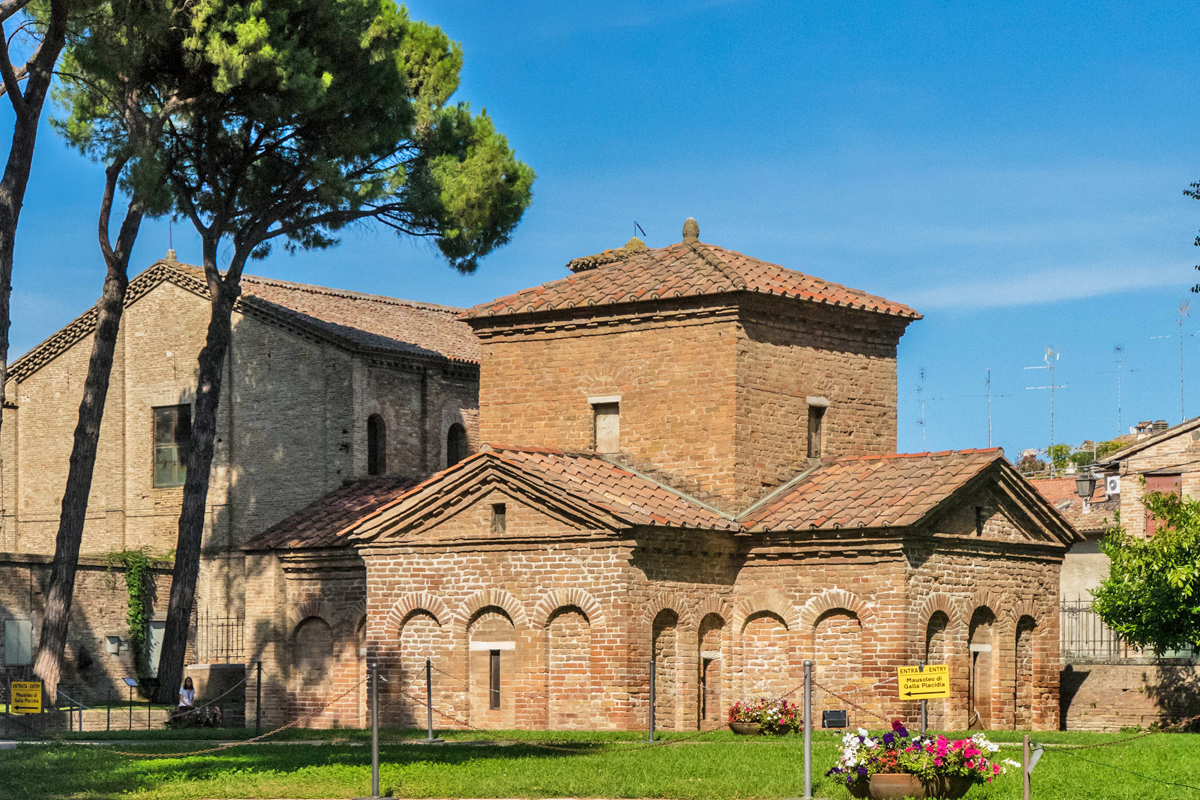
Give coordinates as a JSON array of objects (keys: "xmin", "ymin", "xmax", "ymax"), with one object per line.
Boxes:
[{"xmin": 105, "ymin": 547, "xmax": 152, "ymax": 676}]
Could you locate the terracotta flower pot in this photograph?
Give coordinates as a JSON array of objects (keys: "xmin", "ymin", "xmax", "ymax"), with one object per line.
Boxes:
[
  {"xmin": 728, "ymin": 722, "xmax": 761, "ymax": 735},
  {"xmin": 868, "ymin": 773, "xmax": 926, "ymax": 800},
  {"xmin": 867, "ymin": 773, "xmax": 974, "ymax": 800}
]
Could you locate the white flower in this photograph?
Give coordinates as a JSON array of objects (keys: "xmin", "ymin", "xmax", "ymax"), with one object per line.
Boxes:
[{"xmin": 858, "ymin": 728, "xmax": 870, "ymax": 737}]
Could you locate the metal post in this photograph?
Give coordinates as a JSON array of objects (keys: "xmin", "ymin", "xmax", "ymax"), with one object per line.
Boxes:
[
  {"xmin": 648, "ymin": 659, "xmax": 656, "ymax": 742},
  {"xmin": 148, "ymin": 695, "xmax": 151, "ymax": 730},
  {"xmin": 370, "ymin": 663, "xmax": 380, "ymax": 799},
  {"xmin": 107, "ymin": 699, "xmax": 111, "ymax": 732},
  {"xmin": 426, "ymin": 659, "xmax": 434, "ymax": 740},
  {"xmin": 1023, "ymin": 734, "xmax": 1031, "ymax": 800},
  {"xmin": 803, "ymin": 660, "xmax": 812, "ymax": 800},
  {"xmin": 128, "ymin": 686, "xmax": 133, "ymax": 732},
  {"xmin": 919, "ymin": 661, "xmax": 927, "ymax": 735},
  {"xmin": 255, "ymin": 660, "xmax": 262, "ymax": 735}
]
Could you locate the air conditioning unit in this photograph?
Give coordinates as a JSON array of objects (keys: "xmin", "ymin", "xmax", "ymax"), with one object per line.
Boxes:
[{"xmin": 1106, "ymin": 475, "xmax": 1120, "ymax": 496}]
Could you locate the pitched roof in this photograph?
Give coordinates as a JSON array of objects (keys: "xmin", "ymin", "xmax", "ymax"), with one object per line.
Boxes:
[
  {"xmin": 486, "ymin": 446, "xmax": 739, "ymax": 530},
  {"xmin": 9, "ymin": 258, "xmax": 479, "ymax": 384},
  {"xmin": 740, "ymin": 449, "xmax": 1007, "ymax": 531},
  {"xmin": 1096, "ymin": 415, "xmax": 1200, "ymax": 465},
  {"xmin": 1028, "ymin": 476, "xmax": 1114, "ymax": 536},
  {"xmin": 466, "ymin": 238, "xmax": 920, "ymax": 320},
  {"xmin": 243, "ymin": 476, "xmax": 418, "ymax": 551}
]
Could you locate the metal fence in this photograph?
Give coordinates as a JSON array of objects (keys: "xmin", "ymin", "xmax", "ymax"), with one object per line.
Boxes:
[
  {"xmin": 1060, "ymin": 599, "xmax": 1196, "ymax": 661},
  {"xmin": 195, "ymin": 610, "xmax": 244, "ymax": 664}
]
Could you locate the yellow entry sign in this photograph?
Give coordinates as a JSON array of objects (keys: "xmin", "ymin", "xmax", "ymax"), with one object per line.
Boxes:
[
  {"xmin": 897, "ymin": 665, "xmax": 950, "ymax": 700},
  {"xmin": 10, "ymin": 680, "xmax": 43, "ymax": 714}
]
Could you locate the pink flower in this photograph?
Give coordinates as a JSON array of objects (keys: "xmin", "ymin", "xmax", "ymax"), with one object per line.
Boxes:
[
  {"xmin": 934, "ymin": 758, "xmax": 943, "ymax": 767},
  {"xmin": 993, "ymin": 764, "xmax": 1001, "ymax": 775},
  {"xmin": 966, "ymin": 760, "xmax": 975, "ymax": 769}
]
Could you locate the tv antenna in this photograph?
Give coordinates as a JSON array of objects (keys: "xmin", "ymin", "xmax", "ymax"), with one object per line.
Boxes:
[
  {"xmin": 633, "ymin": 221, "xmax": 646, "ymax": 239},
  {"xmin": 1150, "ymin": 300, "xmax": 1195, "ymax": 423},
  {"xmin": 1025, "ymin": 348, "xmax": 1066, "ymax": 476},
  {"xmin": 917, "ymin": 368, "xmax": 926, "ymax": 449}
]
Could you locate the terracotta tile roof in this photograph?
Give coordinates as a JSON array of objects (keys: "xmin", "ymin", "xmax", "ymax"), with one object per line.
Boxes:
[
  {"xmin": 466, "ymin": 240, "xmax": 919, "ymax": 320},
  {"xmin": 1029, "ymin": 476, "xmax": 1114, "ymax": 535},
  {"xmin": 243, "ymin": 476, "xmax": 418, "ymax": 551},
  {"xmin": 9, "ymin": 258, "xmax": 480, "ymax": 384},
  {"xmin": 239, "ymin": 273, "xmax": 480, "ymax": 364},
  {"xmin": 487, "ymin": 445, "xmax": 739, "ymax": 531},
  {"xmin": 740, "ymin": 449, "xmax": 1004, "ymax": 531}
]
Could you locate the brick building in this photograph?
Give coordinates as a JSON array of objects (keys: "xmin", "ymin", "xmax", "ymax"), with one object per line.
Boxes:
[
  {"xmin": 245, "ymin": 220, "xmax": 1078, "ymax": 732},
  {"xmin": 0, "ymin": 255, "xmax": 478, "ymax": 697}
]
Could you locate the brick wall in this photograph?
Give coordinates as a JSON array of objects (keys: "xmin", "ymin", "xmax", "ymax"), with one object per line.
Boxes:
[
  {"xmin": 0, "ymin": 553, "xmax": 172, "ymax": 700},
  {"xmin": 1110, "ymin": 430, "xmax": 1200, "ymax": 538},
  {"xmin": 735, "ymin": 298, "xmax": 907, "ymax": 502},
  {"xmin": 1061, "ymin": 661, "xmax": 1200, "ymax": 731},
  {"xmin": 3, "ymin": 277, "xmax": 479, "ymax": 651},
  {"xmin": 251, "ymin": 480, "xmax": 1068, "ymax": 733}
]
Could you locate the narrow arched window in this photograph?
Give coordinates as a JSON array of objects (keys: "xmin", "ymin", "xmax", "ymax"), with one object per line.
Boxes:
[
  {"xmin": 367, "ymin": 414, "xmax": 386, "ymax": 475},
  {"xmin": 447, "ymin": 423, "xmax": 468, "ymax": 467}
]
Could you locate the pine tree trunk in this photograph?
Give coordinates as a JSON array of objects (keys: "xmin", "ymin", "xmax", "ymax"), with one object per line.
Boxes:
[
  {"xmin": 0, "ymin": 3, "xmax": 68, "ymax": 488},
  {"xmin": 32, "ymin": 256, "xmax": 132, "ymax": 697},
  {"xmin": 154, "ymin": 269, "xmax": 240, "ymax": 703},
  {"xmin": 32, "ymin": 157, "xmax": 144, "ymax": 698}
]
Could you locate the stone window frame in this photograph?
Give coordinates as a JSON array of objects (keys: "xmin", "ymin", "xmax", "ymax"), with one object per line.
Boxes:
[
  {"xmin": 590, "ymin": 395, "xmax": 621, "ymax": 454},
  {"xmin": 806, "ymin": 396, "xmax": 828, "ymax": 459}
]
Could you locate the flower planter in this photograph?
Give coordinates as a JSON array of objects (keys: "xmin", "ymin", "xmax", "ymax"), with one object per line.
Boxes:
[
  {"xmin": 866, "ymin": 774, "xmax": 974, "ymax": 800},
  {"xmin": 868, "ymin": 773, "xmax": 927, "ymax": 799},
  {"xmin": 728, "ymin": 722, "xmax": 761, "ymax": 735}
]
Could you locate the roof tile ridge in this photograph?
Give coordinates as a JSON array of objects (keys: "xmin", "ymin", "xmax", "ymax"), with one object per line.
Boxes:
[
  {"xmin": 482, "ymin": 443, "xmax": 567, "ymax": 455},
  {"xmin": 737, "ymin": 462, "xmax": 824, "ymax": 521},
  {"xmin": 241, "ymin": 273, "xmax": 466, "ymax": 315},
  {"xmin": 598, "ymin": 454, "xmax": 738, "ymax": 522},
  {"xmin": 688, "ymin": 241, "xmax": 748, "ymax": 290}
]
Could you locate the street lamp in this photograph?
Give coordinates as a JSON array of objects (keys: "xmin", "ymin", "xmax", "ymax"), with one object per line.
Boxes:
[{"xmin": 1076, "ymin": 473, "xmax": 1098, "ymax": 514}]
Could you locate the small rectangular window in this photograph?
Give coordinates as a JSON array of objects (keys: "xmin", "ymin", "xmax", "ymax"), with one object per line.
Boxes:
[
  {"xmin": 491, "ymin": 503, "xmax": 506, "ymax": 535},
  {"xmin": 807, "ymin": 404, "xmax": 826, "ymax": 459},
  {"xmin": 152, "ymin": 405, "xmax": 191, "ymax": 487},
  {"xmin": 975, "ymin": 506, "xmax": 984, "ymax": 536},
  {"xmin": 593, "ymin": 402, "xmax": 620, "ymax": 454},
  {"xmin": 4, "ymin": 619, "xmax": 32, "ymax": 665},
  {"xmin": 489, "ymin": 649, "xmax": 501, "ymax": 709},
  {"xmin": 1145, "ymin": 473, "xmax": 1181, "ymax": 535}
]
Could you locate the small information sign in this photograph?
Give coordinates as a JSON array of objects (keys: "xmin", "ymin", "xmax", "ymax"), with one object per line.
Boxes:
[
  {"xmin": 897, "ymin": 664, "xmax": 950, "ymax": 699},
  {"xmin": 10, "ymin": 680, "xmax": 43, "ymax": 714}
]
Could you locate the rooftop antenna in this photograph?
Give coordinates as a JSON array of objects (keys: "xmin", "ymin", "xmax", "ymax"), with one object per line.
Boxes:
[
  {"xmin": 986, "ymin": 369, "xmax": 993, "ymax": 448},
  {"xmin": 1025, "ymin": 348, "xmax": 1066, "ymax": 476},
  {"xmin": 633, "ymin": 221, "xmax": 646, "ymax": 239},
  {"xmin": 1115, "ymin": 346, "xmax": 1123, "ymax": 434},
  {"xmin": 1150, "ymin": 300, "xmax": 1195, "ymax": 424},
  {"xmin": 916, "ymin": 368, "xmax": 928, "ymax": 449}
]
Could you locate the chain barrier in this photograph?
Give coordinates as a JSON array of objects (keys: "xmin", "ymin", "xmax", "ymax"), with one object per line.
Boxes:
[
  {"xmin": 811, "ymin": 678, "xmax": 893, "ymax": 727},
  {"xmin": 99, "ymin": 674, "xmax": 371, "ymax": 759}
]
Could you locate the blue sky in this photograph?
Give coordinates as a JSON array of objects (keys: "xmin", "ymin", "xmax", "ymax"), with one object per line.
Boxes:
[{"xmin": 7, "ymin": 0, "xmax": 1200, "ymax": 458}]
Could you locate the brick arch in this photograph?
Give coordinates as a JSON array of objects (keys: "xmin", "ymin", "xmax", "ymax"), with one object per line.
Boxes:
[
  {"xmin": 642, "ymin": 591, "xmax": 693, "ymax": 628},
  {"xmin": 455, "ymin": 589, "xmax": 529, "ymax": 630},
  {"xmin": 797, "ymin": 589, "xmax": 873, "ymax": 630},
  {"xmin": 733, "ymin": 591, "xmax": 799, "ymax": 632},
  {"xmin": 914, "ymin": 592, "xmax": 966, "ymax": 631},
  {"xmin": 999, "ymin": 597, "xmax": 1040, "ymax": 633},
  {"xmin": 287, "ymin": 599, "xmax": 334, "ymax": 635},
  {"xmin": 339, "ymin": 600, "xmax": 368, "ymax": 633},
  {"xmin": 694, "ymin": 597, "xmax": 733, "ymax": 628},
  {"xmin": 967, "ymin": 589, "xmax": 1001, "ymax": 617},
  {"xmin": 384, "ymin": 592, "xmax": 451, "ymax": 636},
  {"xmin": 532, "ymin": 588, "xmax": 605, "ymax": 628}
]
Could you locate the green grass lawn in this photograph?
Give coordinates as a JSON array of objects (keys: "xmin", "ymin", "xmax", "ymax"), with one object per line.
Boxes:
[{"xmin": 2, "ymin": 728, "xmax": 1199, "ymax": 800}]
